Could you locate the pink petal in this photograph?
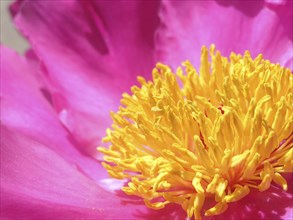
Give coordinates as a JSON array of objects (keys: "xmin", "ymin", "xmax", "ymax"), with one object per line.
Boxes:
[
  {"xmin": 156, "ymin": 0, "xmax": 292, "ymax": 70},
  {"xmin": 204, "ymin": 185, "xmax": 293, "ymax": 220},
  {"xmin": 1, "ymin": 126, "xmax": 162, "ymax": 219},
  {"xmin": 265, "ymin": 0, "xmax": 287, "ymax": 5},
  {"xmin": 1, "ymin": 46, "xmax": 106, "ymax": 182},
  {"xmin": 12, "ymin": 0, "xmax": 160, "ymax": 155},
  {"xmin": 1, "ymin": 126, "xmax": 101, "ymax": 219},
  {"xmin": 265, "ymin": 0, "xmax": 292, "ymax": 45},
  {"xmin": 9, "ymin": 0, "xmax": 24, "ymax": 17}
]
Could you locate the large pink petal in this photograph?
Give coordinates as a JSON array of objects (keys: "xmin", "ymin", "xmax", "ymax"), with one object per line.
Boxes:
[
  {"xmin": 205, "ymin": 185, "xmax": 293, "ymax": 220},
  {"xmin": 1, "ymin": 46, "xmax": 106, "ymax": 182},
  {"xmin": 9, "ymin": 0, "xmax": 24, "ymax": 17},
  {"xmin": 265, "ymin": 0, "xmax": 292, "ymax": 53},
  {"xmin": 12, "ymin": 0, "xmax": 160, "ymax": 155},
  {"xmin": 1, "ymin": 126, "xmax": 102, "ymax": 219},
  {"xmin": 1, "ymin": 125, "xmax": 164, "ymax": 219},
  {"xmin": 156, "ymin": 0, "xmax": 292, "ymax": 70}
]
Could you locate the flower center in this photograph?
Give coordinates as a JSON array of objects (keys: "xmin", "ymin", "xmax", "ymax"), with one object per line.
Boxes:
[{"xmin": 98, "ymin": 45, "xmax": 292, "ymax": 219}]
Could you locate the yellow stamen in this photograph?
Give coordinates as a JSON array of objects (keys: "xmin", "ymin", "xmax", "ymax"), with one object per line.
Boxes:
[{"xmin": 98, "ymin": 45, "xmax": 293, "ymax": 219}]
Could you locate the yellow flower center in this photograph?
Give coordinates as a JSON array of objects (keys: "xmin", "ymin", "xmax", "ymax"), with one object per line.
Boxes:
[{"xmin": 98, "ymin": 45, "xmax": 293, "ymax": 219}]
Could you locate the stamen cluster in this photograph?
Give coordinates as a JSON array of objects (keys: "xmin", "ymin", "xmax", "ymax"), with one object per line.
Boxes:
[{"xmin": 99, "ymin": 46, "xmax": 292, "ymax": 219}]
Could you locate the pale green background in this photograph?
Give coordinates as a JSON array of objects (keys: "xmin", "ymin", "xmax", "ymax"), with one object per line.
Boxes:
[{"xmin": 1, "ymin": 0, "xmax": 29, "ymax": 54}]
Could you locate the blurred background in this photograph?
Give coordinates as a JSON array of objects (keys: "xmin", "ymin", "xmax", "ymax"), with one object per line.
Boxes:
[{"xmin": 1, "ymin": 0, "xmax": 29, "ymax": 54}]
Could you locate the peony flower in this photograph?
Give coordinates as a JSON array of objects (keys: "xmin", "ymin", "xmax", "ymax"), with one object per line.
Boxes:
[{"xmin": 1, "ymin": 0, "xmax": 292, "ymax": 219}]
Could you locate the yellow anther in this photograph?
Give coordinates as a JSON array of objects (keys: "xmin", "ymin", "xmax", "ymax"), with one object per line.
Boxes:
[
  {"xmin": 99, "ymin": 45, "xmax": 293, "ymax": 219},
  {"xmin": 224, "ymin": 185, "xmax": 250, "ymax": 203},
  {"xmin": 144, "ymin": 199, "xmax": 169, "ymax": 210},
  {"xmin": 258, "ymin": 174, "xmax": 272, "ymax": 192},
  {"xmin": 205, "ymin": 202, "xmax": 228, "ymax": 216},
  {"xmin": 273, "ymin": 173, "xmax": 288, "ymax": 191},
  {"xmin": 242, "ymin": 153, "xmax": 260, "ymax": 179},
  {"xmin": 230, "ymin": 150, "xmax": 250, "ymax": 168},
  {"xmin": 192, "ymin": 172, "xmax": 205, "ymax": 193},
  {"xmin": 194, "ymin": 193, "xmax": 205, "ymax": 219},
  {"xmin": 215, "ymin": 179, "xmax": 228, "ymax": 201},
  {"xmin": 206, "ymin": 174, "xmax": 220, "ymax": 193}
]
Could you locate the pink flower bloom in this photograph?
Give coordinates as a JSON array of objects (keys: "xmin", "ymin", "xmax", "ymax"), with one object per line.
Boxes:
[{"xmin": 1, "ymin": 0, "xmax": 292, "ymax": 219}]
